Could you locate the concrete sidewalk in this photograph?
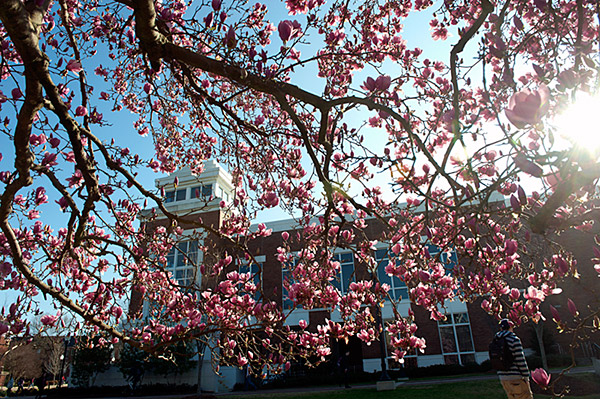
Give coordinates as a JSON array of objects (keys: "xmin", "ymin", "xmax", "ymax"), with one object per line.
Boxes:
[{"xmin": 10, "ymin": 366, "xmax": 596, "ymax": 399}]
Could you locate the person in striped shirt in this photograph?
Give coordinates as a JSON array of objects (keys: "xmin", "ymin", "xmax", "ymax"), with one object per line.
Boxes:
[{"xmin": 496, "ymin": 319, "xmax": 533, "ymax": 399}]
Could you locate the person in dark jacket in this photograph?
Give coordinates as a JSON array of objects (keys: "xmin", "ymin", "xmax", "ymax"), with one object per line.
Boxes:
[
  {"xmin": 35, "ymin": 371, "xmax": 47, "ymax": 399},
  {"xmin": 338, "ymin": 351, "xmax": 351, "ymax": 388},
  {"xmin": 496, "ymin": 319, "xmax": 533, "ymax": 399}
]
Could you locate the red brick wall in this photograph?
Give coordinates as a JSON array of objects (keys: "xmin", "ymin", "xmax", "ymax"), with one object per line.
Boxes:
[{"xmin": 467, "ymin": 300, "xmax": 499, "ymax": 352}]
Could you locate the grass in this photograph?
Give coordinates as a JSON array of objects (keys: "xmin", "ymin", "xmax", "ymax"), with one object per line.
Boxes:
[{"xmin": 224, "ymin": 378, "xmax": 600, "ymax": 399}]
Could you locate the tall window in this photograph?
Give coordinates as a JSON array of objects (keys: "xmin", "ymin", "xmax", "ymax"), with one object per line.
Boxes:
[
  {"xmin": 239, "ymin": 259, "xmax": 262, "ymax": 301},
  {"xmin": 282, "ymin": 259, "xmax": 297, "ymax": 309},
  {"xmin": 375, "ymin": 249, "xmax": 409, "ymax": 301},
  {"xmin": 332, "ymin": 252, "xmax": 354, "ymax": 295},
  {"xmin": 438, "ymin": 312, "xmax": 475, "ymax": 365},
  {"xmin": 166, "ymin": 240, "xmax": 198, "ymax": 286}
]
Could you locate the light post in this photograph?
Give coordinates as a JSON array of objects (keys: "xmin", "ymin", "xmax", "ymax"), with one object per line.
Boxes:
[
  {"xmin": 372, "ymin": 258, "xmax": 391, "ymax": 382},
  {"xmin": 58, "ymin": 336, "xmax": 75, "ymax": 387},
  {"xmin": 376, "ymin": 303, "xmax": 391, "ymax": 381}
]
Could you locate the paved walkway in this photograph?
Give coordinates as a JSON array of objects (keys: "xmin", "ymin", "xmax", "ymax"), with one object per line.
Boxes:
[{"xmin": 10, "ymin": 366, "xmax": 596, "ymax": 399}]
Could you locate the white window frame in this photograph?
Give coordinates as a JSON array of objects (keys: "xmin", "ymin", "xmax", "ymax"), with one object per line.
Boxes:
[
  {"xmin": 166, "ymin": 239, "xmax": 199, "ymax": 286},
  {"xmin": 437, "ymin": 312, "xmax": 476, "ymax": 365}
]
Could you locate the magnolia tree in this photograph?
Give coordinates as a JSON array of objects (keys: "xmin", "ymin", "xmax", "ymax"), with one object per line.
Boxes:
[{"xmin": 0, "ymin": 0, "xmax": 599, "ymax": 388}]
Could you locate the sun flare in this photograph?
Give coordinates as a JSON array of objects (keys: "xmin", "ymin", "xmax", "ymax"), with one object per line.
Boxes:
[{"xmin": 555, "ymin": 92, "xmax": 600, "ymax": 154}]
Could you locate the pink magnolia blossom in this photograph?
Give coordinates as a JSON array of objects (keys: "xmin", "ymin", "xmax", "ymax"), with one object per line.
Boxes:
[
  {"xmin": 514, "ymin": 153, "xmax": 543, "ymax": 177},
  {"xmin": 75, "ymin": 105, "xmax": 87, "ymax": 116},
  {"xmin": 35, "ymin": 187, "xmax": 48, "ymax": 205},
  {"xmin": 113, "ymin": 306, "xmax": 123, "ymax": 319},
  {"xmin": 56, "ymin": 196, "xmax": 69, "ymax": 211},
  {"xmin": 224, "ymin": 26, "xmax": 236, "ymax": 48},
  {"xmin": 504, "ymin": 239, "xmax": 518, "ymax": 256},
  {"xmin": 11, "ymin": 88, "xmax": 22, "ymax": 99},
  {"xmin": 509, "ymin": 288, "xmax": 520, "ymax": 301},
  {"xmin": 278, "ymin": 20, "xmax": 293, "ymax": 42},
  {"xmin": 278, "ymin": 20, "xmax": 301, "ymax": 42},
  {"xmin": 126, "ymin": 29, "xmax": 135, "ymax": 44},
  {"xmin": 418, "ymin": 270, "xmax": 431, "ymax": 282},
  {"xmin": 28, "ymin": 210, "xmax": 40, "ymax": 219},
  {"xmin": 524, "ymin": 286, "xmax": 545, "ymax": 302},
  {"xmin": 567, "ymin": 298, "xmax": 578, "ymax": 317},
  {"xmin": 534, "ymin": 0, "xmax": 547, "ymax": 12},
  {"xmin": 531, "ymin": 368, "xmax": 551, "ymax": 387},
  {"xmin": 49, "ymin": 136, "xmax": 60, "ymax": 148},
  {"xmin": 0, "ymin": 262, "xmax": 11, "ymax": 277},
  {"xmin": 549, "ymin": 305, "xmax": 560, "ymax": 322},
  {"xmin": 204, "ymin": 12, "xmax": 214, "ymax": 27},
  {"xmin": 558, "ymin": 70, "xmax": 577, "ymax": 89},
  {"xmin": 40, "ymin": 314, "xmax": 58, "ymax": 327},
  {"xmin": 237, "ymin": 355, "xmax": 248, "ymax": 367},
  {"xmin": 66, "ymin": 59, "xmax": 82, "ymax": 73},
  {"xmin": 465, "ymin": 238, "xmax": 475, "ymax": 250},
  {"xmin": 361, "ymin": 75, "xmax": 391, "ymax": 92},
  {"xmin": 260, "ymin": 192, "xmax": 280, "ymax": 208},
  {"xmin": 505, "ymin": 84, "xmax": 550, "ymax": 128},
  {"xmin": 517, "ymin": 186, "xmax": 527, "ymax": 205},
  {"xmin": 552, "ymin": 255, "xmax": 569, "ymax": 276},
  {"xmin": 29, "ymin": 133, "xmax": 47, "ymax": 146},
  {"xmin": 510, "ymin": 194, "xmax": 520, "ymax": 211}
]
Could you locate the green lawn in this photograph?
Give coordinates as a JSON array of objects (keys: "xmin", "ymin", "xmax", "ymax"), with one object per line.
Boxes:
[{"xmin": 224, "ymin": 378, "xmax": 600, "ymax": 399}]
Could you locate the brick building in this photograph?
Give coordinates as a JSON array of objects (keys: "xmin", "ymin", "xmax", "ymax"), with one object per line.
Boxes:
[{"xmin": 135, "ymin": 161, "xmax": 600, "ymax": 390}]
